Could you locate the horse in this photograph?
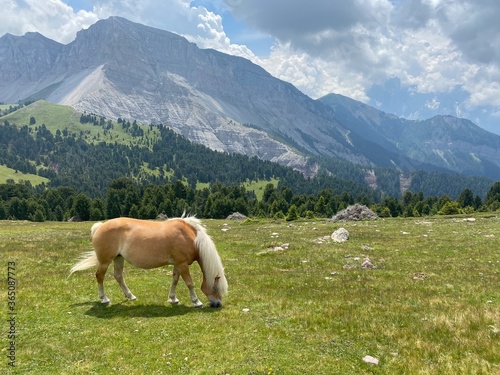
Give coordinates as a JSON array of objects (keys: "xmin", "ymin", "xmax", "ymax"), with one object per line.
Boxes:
[{"xmin": 69, "ymin": 215, "xmax": 228, "ymax": 308}]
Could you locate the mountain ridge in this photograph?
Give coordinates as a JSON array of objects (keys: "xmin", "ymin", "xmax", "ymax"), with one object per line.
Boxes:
[
  {"xmin": 1, "ymin": 16, "xmax": 500, "ymax": 181},
  {"xmin": 318, "ymin": 93, "xmax": 500, "ymax": 179}
]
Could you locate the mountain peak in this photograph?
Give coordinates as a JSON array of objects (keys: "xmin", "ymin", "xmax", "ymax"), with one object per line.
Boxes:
[
  {"xmin": 0, "ymin": 30, "xmax": 62, "ymax": 47},
  {"xmin": 75, "ymin": 16, "xmax": 189, "ymax": 45},
  {"xmin": 0, "ymin": 30, "xmax": 63, "ymax": 94}
]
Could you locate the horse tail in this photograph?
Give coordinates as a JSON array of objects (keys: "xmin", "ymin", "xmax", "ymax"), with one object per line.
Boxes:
[
  {"xmin": 69, "ymin": 251, "xmax": 98, "ymax": 275},
  {"xmin": 91, "ymin": 221, "xmax": 103, "ymax": 237},
  {"xmin": 69, "ymin": 222, "xmax": 103, "ymax": 276},
  {"xmin": 182, "ymin": 216, "xmax": 228, "ymax": 296}
]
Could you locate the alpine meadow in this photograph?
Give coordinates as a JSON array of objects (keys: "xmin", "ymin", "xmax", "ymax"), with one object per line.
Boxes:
[{"xmin": 1, "ymin": 215, "xmax": 499, "ymax": 374}]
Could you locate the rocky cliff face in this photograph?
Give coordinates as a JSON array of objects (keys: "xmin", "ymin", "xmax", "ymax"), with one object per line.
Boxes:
[
  {"xmin": 1, "ymin": 17, "xmax": 500, "ymax": 180},
  {"xmin": 319, "ymin": 94, "xmax": 500, "ymax": 179},
  {"xmin": 0, "ymin": 32, "xmax": 63, "ymax": 101}
]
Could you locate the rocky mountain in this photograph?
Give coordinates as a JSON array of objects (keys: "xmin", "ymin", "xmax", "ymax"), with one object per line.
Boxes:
[
  {"xmin": 319, "ymin": 94, "xmax": 500, "ymax": 179},
  {"xmin": 1, "ymin": 16, "xmax": 500, "ymax": 181}
]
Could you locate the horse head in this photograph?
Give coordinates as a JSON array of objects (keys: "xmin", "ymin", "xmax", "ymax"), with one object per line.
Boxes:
[{"xmin": 202, "ymin": 275, "xmax": 223, "ymax": 308}]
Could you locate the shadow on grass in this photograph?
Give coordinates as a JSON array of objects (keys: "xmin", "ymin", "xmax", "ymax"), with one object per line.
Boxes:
[{"xmin": 70, "ymin": 301, "xmax": 221, "ymax": 319}]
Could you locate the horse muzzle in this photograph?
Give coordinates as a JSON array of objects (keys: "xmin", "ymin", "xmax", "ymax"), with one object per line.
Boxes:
[{"xmin": 209, "ymin": 300, "xmax": 222, "ymax": 308}]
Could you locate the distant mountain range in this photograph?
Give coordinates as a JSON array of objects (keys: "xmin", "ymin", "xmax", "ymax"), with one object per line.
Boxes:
[{"xmin": 1, "ymin": 16, "xmax": 500, "ymax": 182}]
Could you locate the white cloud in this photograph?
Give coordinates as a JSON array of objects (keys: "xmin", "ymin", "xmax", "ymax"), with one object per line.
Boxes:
[
  {"xmin": 0, "ymin": 0, "xmax": 98, "ymax": 44},
  {"xmin": 183, "ymin": 6, "xmax": 256, "ymax": 59},
  {"xmin": 425, "ymin": 97, "xmax": 440, "ymax": 110},
  {"xmin": 259, "ymin": 42, "xmax": 370, "ymax": 101},
  {"xmin": 466, "ymin": 78, "xmax": 500, "ymax": 109}
]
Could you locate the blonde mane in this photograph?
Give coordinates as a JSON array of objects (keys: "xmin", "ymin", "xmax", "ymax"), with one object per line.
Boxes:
[{"xmin": 180, "ymin": 216, "xmax": 228, "ymax": 296}]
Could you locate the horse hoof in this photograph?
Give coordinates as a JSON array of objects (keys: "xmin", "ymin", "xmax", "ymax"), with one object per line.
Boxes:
[
  {"xmin": 210, "ymin": 301, "xmax": 222, "ymax": 308},
  {"xmin": 128, "ymin": 295, "xmax": 137, "ymax": 301},
  {"xmin": 168, "ymin": 298, "xmax": 179, "ymax": 304},
  {"xmin": 101, "ymin": 298, "xmax": 111, "ymax": 305},
  {"xmin": 193, "ymin": 301, "xmax": 203, "ymax": 308}
]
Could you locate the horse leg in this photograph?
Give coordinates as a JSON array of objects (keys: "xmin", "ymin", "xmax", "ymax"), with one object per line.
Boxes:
[
  {"xmin": 167, "ymin": 266, "xmax": 180, "ymax": 304},
  {"xmin": 179, "ymin": 265, "xmax": 203, "ymax": 308},
  {"xmin": 96, "ymin": 262, "xmax": 111, "ymax": 304},
  {"xmin": 113, "ymin": 255, "xmax": 136, "ymax": 301}
]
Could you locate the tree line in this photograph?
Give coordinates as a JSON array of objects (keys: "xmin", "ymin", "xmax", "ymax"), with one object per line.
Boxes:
[{"xmin": 0, "ymin": 178, "xmax": 499, "ymax": 222}]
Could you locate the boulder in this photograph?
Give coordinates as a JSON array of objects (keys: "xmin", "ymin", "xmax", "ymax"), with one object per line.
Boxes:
[
  {"xmin": 226, "ymin": 212, "xmax": 248, "ymax": 221},
  {"xmin": 329, "ymin": 204, "xmax": 378, "ymax": 222},
  {"xmin": 331, "ymin": 228, "xmax": 349, "ymax": 243}
]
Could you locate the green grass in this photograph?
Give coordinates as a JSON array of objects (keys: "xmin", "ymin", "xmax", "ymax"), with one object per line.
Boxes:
[
  {"xmin": 0, "ymin": 165, "xmax": 49, "ymax": 185},
  {"xmin": 195, "ymin": 177, "xmax": 279, "ymax": 195},
  {"xmin": 1, "ymin": 214, "xmax": 499, "ymax": 374},
  {"xmin": 244, "ymin": 178, "xmax": 278, "ymax": 200},
  {"xmin": 1, "ymin": 100, "xmax": 82, "ymax": 134}
]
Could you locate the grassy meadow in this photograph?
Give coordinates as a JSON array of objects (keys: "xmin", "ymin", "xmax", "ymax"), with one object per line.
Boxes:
[
  {"xmin": 1, "ymin": 214, "xmax": 499, "ymax": 374},
  {"xmin": 0, "ymin": 165, "xmax": 49, "ymax": 186}
]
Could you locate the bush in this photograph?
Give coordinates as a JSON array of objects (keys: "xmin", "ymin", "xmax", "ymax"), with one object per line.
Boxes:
[
  {"xmin": 379, "ymin": 207, "xmax": 391, "ymax": 218},
  {"xmin": 438, "ymin": 201, "xmax": 462, "ymax": 215},
  {"xmin": 273, "ymin": 211, "xmax": 285, "ymax": 220},
  {"xmin": 305, "ymin": 210, "xmax": 315, "ymax": 219}
]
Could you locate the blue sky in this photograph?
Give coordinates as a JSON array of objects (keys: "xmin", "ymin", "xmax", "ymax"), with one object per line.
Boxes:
[{"xmin": 1, "ymin": 0, "xmax": 499, "ymax": 134}]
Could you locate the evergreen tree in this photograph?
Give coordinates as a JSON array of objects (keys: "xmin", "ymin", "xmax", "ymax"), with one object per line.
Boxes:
[
  {"xmin": 203, "ymin": 196, "xmax": 214, "ymax": 218},
  {"xmin": 474, "ymin": 195, "xmax": 483, "ymax": 210},
  {"xmin": 138, "ymin": 204, "xmax": 157, "ymax": 219},
  {"xmin": 31, "ymin": 209, "xmax": 45, "ymax": 222},
  {"xmin": 54, "ymin": 205, "xmax": 65, "ymax": 221},
  {"xmin": 286, "ymin": 204, "xmax": 299, "ymax": 221},
  {"xmin": 0, "ymin": 201, "xmax": 6, "ymax": 219},
  {"xmin": 457, "ymin": 188, "xmax": 474, "ymax": 208},
  {"xmin": 233, "ymin": 197, "xmax": 249, "ymax": 216},
  {"xmin": 129, "ymin": 204, "xmax": 139, "ymax": 219},
  {"xmin": 72, "ymin": 194, "xmax": 92, "ymax": 221},
  {"xmin": 106, "ymin": 190, "xmax": 123, "ymax": 219},
  {"xmin": 402, "ymin": 190, "xmax": 414, "ymax": 207},
  {"xmin": 211, "ymin": 197, "xmax": 232, "ymax": 219},
  {"xmin": 8, "ymin": 197, "xmax": 28, "ymax": 220},
  {"xmin": 485, "ymin": 182, "xmax": 500, "ymax": 207},
  {"xmin": 274, "ymin": 210, "xmax": 285, "ymax": 220},
  {"xmin": 262, "ymin": 183, "xmax": 276, "ymax": 203},
  {"xmin": 382, "ymin": 197, "xmax": 402, "ymax": 217},
  {"xmin": 159, "ymin": 199, "xmax": 173, "ymax": 218},
  {"xmin": 314, "ymin": 196, "xmax": 327, "ymax": 217}
]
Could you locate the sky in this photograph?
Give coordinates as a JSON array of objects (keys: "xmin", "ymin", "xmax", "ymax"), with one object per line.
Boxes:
[{"xmin": 1, "ymin": 0, "xmax": 499, "ymax": 134}]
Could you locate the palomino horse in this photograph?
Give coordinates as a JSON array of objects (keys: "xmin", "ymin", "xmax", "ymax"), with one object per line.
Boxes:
[{"xmin": 70, "ymin": 215, "xmax": 228, "ymax": 307}]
